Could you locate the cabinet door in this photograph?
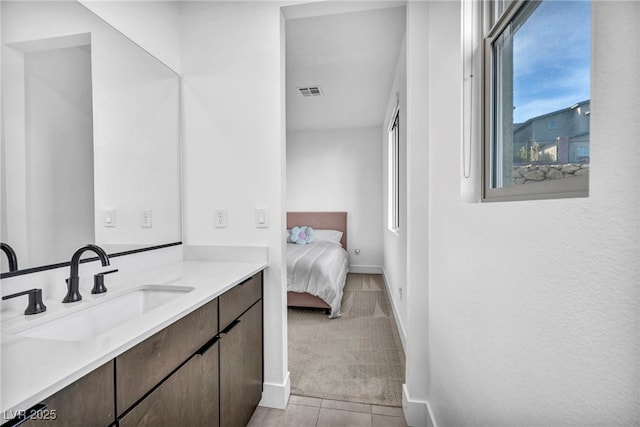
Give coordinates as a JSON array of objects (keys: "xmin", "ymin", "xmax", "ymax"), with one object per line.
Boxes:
[
  {"xmin": 219, "ymin": 300, "xmax": 263, "ymax": 427},
  {"xmin": 119, "ymin": 340, "xmax": 219, "ymax": 427},
  {"xmin": 116, "ymin": 298, "xmax": 217, "ymax": 415},
  {"xmin": 21, "ymin": 361, "xmax": 114, "ymax": 427}
]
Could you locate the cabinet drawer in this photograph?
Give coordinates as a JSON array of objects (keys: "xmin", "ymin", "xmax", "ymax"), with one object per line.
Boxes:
[
  {"xmin": 219, "ymin": 272, "xmax": 262, "ymax": 330},
  {"xmin": 21, "ymin": 361, "xmax": 114, "ymax": 427},
  {"xmin": 116, "ymin": 298, "xmax": 218, "ymax": 416}
]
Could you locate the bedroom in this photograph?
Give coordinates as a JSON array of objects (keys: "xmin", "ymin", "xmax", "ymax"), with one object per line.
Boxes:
[{"xmin": 283, "ymin": 0, "xmax": 407, "ymax": 415}]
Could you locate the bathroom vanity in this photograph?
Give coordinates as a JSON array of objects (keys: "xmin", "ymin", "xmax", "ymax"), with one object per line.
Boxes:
[{"xmin": 1, "ymin": 261, "xmax": 265, "ymax": 427}]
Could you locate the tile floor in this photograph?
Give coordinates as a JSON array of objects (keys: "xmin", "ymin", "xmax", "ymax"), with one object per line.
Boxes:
[{"xmin": 248, "ymin": 395, "xmax": 408, "ymax": 427}]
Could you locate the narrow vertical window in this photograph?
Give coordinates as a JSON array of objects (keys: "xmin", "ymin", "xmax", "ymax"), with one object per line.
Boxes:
[
  {"xmin": 484, "ymin": 0, "xmax": 591, "ymax": 201},
  {"xmin": 389, "ymin": 109, "xmax": 400, "ymax": 231}
]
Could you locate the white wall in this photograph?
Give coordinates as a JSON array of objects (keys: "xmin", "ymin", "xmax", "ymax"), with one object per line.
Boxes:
[
  {"xmin": 78, "ymin": 0, "xmax": 181, "ymax": 73},
  {"xmin": 91, "ymin": 27, "xmax": 181, "ymax": 248},
  {"xmin": 2, "ymin": 5, "xmax": 95, "ymax": 269},
  {"xmin": 402, "ymin": 3, "xmax": 431, "ymax": 425},
  {"xmin": 416, "ymin": 2, "xmax": 639, "ymax": 426},
  {"xmin": 287, "ymin": 127, "xmax": 383, "ymax": 272},
  {"xmin": 1, "ymin": 1, "xmax": 181, "ymax": 271},
  {"xmin": 383, "ymin": 34, "xmax": 407, "ymax": 346},
  {"xmin": 179, "ymin": 1, "xmax": 289, "ymax": 408},
  {"xmin": 0, "ymin": 2, "xmax": 5, "ymax": 268},
  {"xmin": 24, "ymin": 46, "xmax": 95, "ymax": 267}
]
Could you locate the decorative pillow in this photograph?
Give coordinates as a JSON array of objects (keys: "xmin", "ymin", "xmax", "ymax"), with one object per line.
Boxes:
[
  {"xmin": 313, "ymin": 229, "xmax": 344, "ymax": 245},
  {"xmin": 289, "ymin": 226, "xmax": 314, "ymax": 245}
]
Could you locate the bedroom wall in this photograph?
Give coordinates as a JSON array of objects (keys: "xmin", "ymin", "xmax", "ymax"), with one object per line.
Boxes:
[
  {"xmin": 421, "ymin": 1, "xmax": 639, "ymax": 426},
  {"xmin": 287, "ymin": 127, "xmax": 383, "ymax": 273}
]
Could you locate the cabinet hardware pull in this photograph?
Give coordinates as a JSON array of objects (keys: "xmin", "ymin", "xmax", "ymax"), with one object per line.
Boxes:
[
  {"xmin": 195, "ymin": 336, "xmax": 219, "ymax": 356},
  {"xmin": 1, "ymin": 403, "xmax": 47, "ymax": 427},
  {"xmin": 220, "ymin": 319, "xmax": 241, "ymax": 335},
  {"xmin": 239, "ymin": 274, "xmax": 256, "ymax": 286}
]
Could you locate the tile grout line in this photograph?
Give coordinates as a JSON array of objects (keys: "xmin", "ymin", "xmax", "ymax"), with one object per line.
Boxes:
[{"xmin": 314, "ymin": 402, "xmax": 321, "ymax": 427}]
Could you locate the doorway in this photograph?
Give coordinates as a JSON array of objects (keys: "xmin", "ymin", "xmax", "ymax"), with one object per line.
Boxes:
[{"xmin": 282, "ymin": 1, "xmax": 407, "ymax": 407}]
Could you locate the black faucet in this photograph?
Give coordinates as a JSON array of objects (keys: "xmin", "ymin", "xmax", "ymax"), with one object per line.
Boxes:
[
  {"xmin": 63, "ymin": 244, "xmax": 110, "ymax": 303},
  {"xmin": 1, "ymin": 242, "xmax": 19, "ymax": 272}
]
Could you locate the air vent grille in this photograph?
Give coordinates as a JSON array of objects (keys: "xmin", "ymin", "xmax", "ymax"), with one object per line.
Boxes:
[{"xmin": 298, "ymin": 86, "xmax": 323, "ymax": 97}]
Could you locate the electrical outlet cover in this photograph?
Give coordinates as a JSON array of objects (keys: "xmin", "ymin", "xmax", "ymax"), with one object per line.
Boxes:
[
  {"xmin": 214, "ymin": 209, "xmax": 228, "ymax": 228},
  {"xmin": 141, "ymin": 209, "xmax": 152, "ymax": 228}
]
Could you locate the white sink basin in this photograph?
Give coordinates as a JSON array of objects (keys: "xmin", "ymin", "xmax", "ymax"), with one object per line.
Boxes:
[{"xmin": 9, "ymin": 285, "xmax": 194, "ymax": 342}]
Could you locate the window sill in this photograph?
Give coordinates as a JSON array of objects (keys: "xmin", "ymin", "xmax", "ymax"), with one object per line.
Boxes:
[{"xmin": 483, "ymin": 174, "xmax": 588, "ymax": 203}]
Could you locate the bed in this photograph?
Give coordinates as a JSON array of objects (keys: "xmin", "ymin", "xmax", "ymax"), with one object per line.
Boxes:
[{"xmin": 286, "ymin": 212, "xmax": 349, "ymax": 318}]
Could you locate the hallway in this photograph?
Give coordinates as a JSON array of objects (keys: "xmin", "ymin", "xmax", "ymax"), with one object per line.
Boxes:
[{"xmin": 288, "ymin": 273, "xmax": 405, "ymax": 407}]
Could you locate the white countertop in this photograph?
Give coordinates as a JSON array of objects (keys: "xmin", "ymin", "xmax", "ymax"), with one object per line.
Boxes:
[{"xmin": 1, "ymin": 260, "xmax": 267, "ymax": 415}]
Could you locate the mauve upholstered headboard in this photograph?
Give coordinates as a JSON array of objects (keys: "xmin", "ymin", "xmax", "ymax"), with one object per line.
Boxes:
[{"xmin": 287, "ymin": 212, "xmax": 347, "ymax": 250}]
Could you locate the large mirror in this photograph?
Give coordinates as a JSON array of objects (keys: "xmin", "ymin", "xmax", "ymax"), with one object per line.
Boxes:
[{"xmin": 1, "ymin": 1, "xmax": 181, "ymax": 274}]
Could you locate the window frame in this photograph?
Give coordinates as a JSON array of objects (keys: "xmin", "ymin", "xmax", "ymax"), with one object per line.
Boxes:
[
  {"xmin": 482, "ymin": 0, "xmax": 590, "ymax": 202},
  {"xmin": 388, "ymin": 106, "xmax": 400, "ymax": 232}
]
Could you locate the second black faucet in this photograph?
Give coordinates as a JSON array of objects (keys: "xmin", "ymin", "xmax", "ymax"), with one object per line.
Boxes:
[{"xmin": 63, "ymin": 244, "xmax": 111, "ymax": 303}]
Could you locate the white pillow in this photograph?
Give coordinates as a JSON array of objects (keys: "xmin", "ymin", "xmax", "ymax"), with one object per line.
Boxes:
[{"xmin": 313, "ymin": 229, "xmax": 343, "ymax": 245}]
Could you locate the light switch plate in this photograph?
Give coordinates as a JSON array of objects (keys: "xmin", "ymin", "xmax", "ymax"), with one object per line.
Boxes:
[
  {"xmin": 255, "ymin": 208, "xmax": 269, "ymax": 228},
  {"xmin": 104, "ymin": 209, "xmax": 116, "ymax": 228}
]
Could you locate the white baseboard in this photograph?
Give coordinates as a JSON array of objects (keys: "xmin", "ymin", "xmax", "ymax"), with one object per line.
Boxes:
[
  {"xmin": 382, "ymin": 268, "xmax": 407, "ymax": 352},
  {"xmin": 259, "ymin": 371, "xmax": 291, "ymax": 409},
  {"xmin": 349, "ymin": 264, "xmax": 383, "ymax": 274},
  {"xmin": 403, "ymin": 384, "xmax": 437, "ymax": 427}
]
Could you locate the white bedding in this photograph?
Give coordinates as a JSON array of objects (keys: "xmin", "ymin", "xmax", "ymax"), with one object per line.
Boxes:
[{"xmin": 286, "ymin": 241, "xmax": 349, "ymax": 318}]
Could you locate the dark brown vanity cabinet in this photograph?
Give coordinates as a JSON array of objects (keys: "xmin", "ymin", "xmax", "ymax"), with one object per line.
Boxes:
[
  {"xmin": 13, "ymin": 270, "xmax": 263, "ymax": 427},
  {"xmin": 21, "ymin": 361, "xmax": 114, "ymax": 427},
  {"xmin": 117, "ymin": 270, "xmax": 263, "ymax": 427},
  {"xmin": 219, "ymin": 300, "xmax": 263, "ymax": 427},
  {"xmin": 219, "ymin": 271, "xmax": 263, "ymax": 427}
]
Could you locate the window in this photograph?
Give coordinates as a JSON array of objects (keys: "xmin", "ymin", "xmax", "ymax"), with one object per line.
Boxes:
[
  {"xmin": 483, "ymin": 0, "xmax": 591, "ymax": 201},
  {"xmin": 388, "ymin": 108, "xmax": 400, "ymax": 231}
]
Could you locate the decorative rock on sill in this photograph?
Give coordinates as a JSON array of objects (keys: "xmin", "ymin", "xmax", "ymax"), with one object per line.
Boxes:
[{"xmin": 512, "ymin": 164, "xmax": 589, "ymax": 185}]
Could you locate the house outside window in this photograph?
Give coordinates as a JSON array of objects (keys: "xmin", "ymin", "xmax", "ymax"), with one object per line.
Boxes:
[{"xmin": 482, "ymin": 0, "xmax": 591, "ymax": 202}]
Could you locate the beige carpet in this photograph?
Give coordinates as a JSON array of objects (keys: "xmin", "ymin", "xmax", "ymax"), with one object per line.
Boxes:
[{"xmin": 288, "ymin": 273, "xmax": 405, "ymax": 407}]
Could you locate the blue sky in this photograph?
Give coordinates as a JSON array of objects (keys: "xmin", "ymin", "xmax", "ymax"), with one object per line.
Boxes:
[{"xmin": 512, "ymin": 0, "xmax": 591, "ymax": 123}]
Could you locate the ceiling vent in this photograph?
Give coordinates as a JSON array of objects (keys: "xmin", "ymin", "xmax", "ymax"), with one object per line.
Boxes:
[{"xmin": 298, "ymin": 86, "xmax": 323, "ymax": 97}]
